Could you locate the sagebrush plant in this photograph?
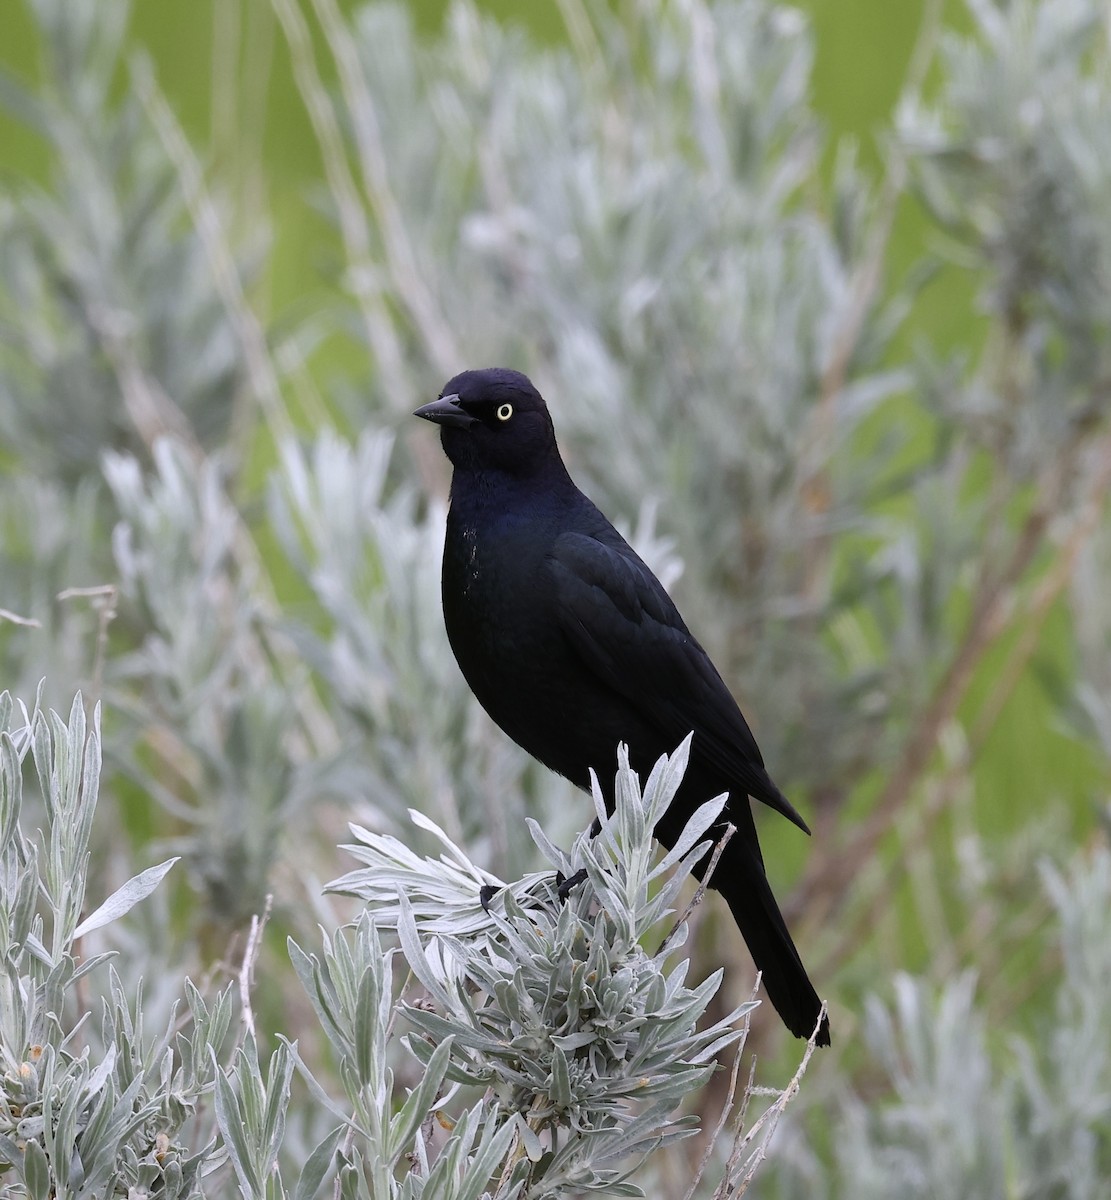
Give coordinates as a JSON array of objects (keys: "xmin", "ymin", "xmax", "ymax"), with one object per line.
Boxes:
[
  {"xmin": 2, "ymin": 0, "xmax": 1111, "ymax": 1193},
  {"xmin": 0, "ymin": 0, "xmax": 244, "ymax": 484},
  {"xmin": 287, "ymin": 737, "xmax": 810, "ymax": 1199},
  {"xmin": 0, "ymin": 689, "xmax": 227, "ymax": 1197},
  {"xmin": 0, "ymin": 693, "xmax": 808, "ymax": 1197},
  {"xmin": 768, "ymin": 853, "xmax": 1111, "ymax": 1200}
]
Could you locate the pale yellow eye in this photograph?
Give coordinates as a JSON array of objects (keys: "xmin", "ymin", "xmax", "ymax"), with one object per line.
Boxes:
[{"xmin": 496, "ymin": 403, "xmax": 513, "ymax": 421}]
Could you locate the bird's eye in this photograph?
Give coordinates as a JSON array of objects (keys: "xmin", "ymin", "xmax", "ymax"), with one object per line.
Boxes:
[{"xmin": 496, "ymin": 403, "xmax": 513, "ymax": 421}]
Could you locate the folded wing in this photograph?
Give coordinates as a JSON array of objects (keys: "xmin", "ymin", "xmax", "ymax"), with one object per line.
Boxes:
[{"xmin": 548, "ymin": 531, "xmax": 810, "ymax": 834}]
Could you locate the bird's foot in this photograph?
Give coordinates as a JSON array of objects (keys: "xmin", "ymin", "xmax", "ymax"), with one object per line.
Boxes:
[
  {"xmin": 478, "ymin": 884, "xmax": 501, "ymax": 912},
  {"xmin": 554, "ymin": 868, "xmax": 588, "ymax": 902}
]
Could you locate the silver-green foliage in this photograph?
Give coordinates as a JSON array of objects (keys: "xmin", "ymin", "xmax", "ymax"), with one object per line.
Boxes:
[
  {"xmin": 3, "ymin": 692, "xmax": 775, "ymax": 1199},
  {"xmin": 105, "ymin": 439, "xmax": 312, "ymax": 926},
  {"xmin": 289, "ymin": 736, "xmax": 763, "ymax": 1199},
  {"xmin": 897, "ymin": 0, "xmax": 1111, "ymax": 495},
  {"xmin": 0, "ymin": 0, "xmax": 242, "ymax": 482},
  {"xmin": 767, "ymin": 852, "xmax": 1111, "ymax": 1200},
  {"xmin": 0, "ymin": 689, "xmax": 227, "ymax": 1198}
]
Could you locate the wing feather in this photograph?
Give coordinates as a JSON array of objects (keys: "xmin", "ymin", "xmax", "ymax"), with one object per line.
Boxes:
[{"xmin": 548, "ymin": 531, "xmax": 810, "ymax": 833}]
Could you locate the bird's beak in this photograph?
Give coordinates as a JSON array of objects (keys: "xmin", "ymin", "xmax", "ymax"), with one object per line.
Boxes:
[{"xmin": 413, "ymin": 393, "xmax": 478, "ymax": 430}]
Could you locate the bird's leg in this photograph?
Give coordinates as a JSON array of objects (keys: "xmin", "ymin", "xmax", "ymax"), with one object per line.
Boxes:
[
  {"xmin": 556, "ymin": 813, "xmax": 606, "ymax": 897},
  {"xmin": 554, "ymin": 868, "xmax": 588, "ymax": 901}
]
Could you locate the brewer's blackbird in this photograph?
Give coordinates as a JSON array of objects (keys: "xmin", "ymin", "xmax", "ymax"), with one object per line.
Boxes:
[{"xmin": 415, "ymin": 367, "xmax": 829, "ymax": 1045}]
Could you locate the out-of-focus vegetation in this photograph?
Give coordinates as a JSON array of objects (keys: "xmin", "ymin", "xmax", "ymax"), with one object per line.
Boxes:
[{"xmin": 1, "ymin": 0, "xmax": 1110, "ymax": 1194}]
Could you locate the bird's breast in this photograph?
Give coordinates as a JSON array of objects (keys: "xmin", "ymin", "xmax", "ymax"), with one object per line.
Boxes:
[
  {"xmin": 443, "ymin": 515, "xmax": 553, "ymax": 663},
  {"xmin": 442, "ymin": 511, "xmax": 574, "ymax": 726}
]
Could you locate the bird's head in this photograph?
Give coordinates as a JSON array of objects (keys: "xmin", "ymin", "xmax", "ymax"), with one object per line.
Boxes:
[{"xmin": 414, "ymin": 368, "xmax": 559, "ymax": 477}]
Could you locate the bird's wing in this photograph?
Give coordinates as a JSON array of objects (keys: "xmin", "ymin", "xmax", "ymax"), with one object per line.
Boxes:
[{"xmin": 547, "ymin": 531, "xmax": 810, "ymax": 833}]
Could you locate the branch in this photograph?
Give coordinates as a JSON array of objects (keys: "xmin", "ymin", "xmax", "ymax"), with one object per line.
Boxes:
[{"xmin": 238, "ymin": 895, "xmax": 273, "ymax": 1045}]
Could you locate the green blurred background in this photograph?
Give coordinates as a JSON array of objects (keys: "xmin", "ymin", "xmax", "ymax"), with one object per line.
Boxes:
[{"xmin": 0, "ymin": 0, "xmax": 963, "ymax": 321}]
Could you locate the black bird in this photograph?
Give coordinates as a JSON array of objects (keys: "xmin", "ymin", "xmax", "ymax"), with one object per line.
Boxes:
[{"xmin": 415, "ymin": 367, "xmax": 829, "ymax": 1045}]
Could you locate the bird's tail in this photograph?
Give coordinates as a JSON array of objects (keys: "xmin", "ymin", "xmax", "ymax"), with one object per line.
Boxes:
[{"xmin": 711, "ymin": 842, "xmax": 830, "ymax": 1046}]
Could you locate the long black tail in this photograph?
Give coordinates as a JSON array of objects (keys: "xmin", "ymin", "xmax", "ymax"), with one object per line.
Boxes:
[{"xmin": 709, "ymin": 840, "xmax": 830, "ymax": 1045}]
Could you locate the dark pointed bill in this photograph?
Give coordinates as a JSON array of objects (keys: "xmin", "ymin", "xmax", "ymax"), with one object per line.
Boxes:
[{"xmin": 413, "ymin": 393, "xmax": 478, "ymax": 429}]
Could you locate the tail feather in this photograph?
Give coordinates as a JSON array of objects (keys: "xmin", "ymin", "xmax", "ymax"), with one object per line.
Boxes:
[{"xmin": 710, "ymin": 842, "xmax": 830, "ymax": 1045}]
